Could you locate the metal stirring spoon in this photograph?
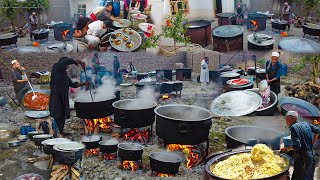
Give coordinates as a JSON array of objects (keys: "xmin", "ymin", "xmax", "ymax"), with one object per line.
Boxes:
[{"xmin": 25, "ymin": 74, "xmax": 37, "ymax": 100}]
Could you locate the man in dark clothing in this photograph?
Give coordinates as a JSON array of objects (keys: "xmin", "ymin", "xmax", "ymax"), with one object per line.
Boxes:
[
  {"xmin": 11, "ymin": 60, "xmax": 28, "ymax": 95},
  {"xmin": 28, "ymin": 12, "xmax": 38, "ymax": 40},
  {"xmin": 286, "ymin": 111, "xmax": 320, "ymax": 180},
  {"xmin": 49, "ymin": 57, "xmax": 89, "ymax": 136},
  {"xmin": 97, "ymin": 3, "xmax": 122, "ymax": 30},
  {"xmin": 265, "ymin": 52, "xmax": 281, "ymax": 95}
]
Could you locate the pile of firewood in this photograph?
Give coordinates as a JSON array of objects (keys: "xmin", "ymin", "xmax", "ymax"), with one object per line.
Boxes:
[
  {"xmin": 50, "ymin": 165, "xmax": 81, "ymax": 180},
  {"xmin": 285, "ymin": 82, "xmax": 320, "ymax": 108}
]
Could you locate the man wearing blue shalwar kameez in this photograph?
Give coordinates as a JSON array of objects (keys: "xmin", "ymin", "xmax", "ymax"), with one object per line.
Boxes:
[{"xmin": 286, "ymin": 111, "xmax": 320, "ymax": 180}]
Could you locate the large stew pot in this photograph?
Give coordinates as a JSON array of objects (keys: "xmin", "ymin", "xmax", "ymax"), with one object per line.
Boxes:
[
  {"xmin": 81, "ymin": 135, "xmax": 102, "ymax": 149},
  {"xmin": 117, "ymin": 143, "xmax": 144, "ymax": 161},
  {"xmin": 99, "ymin": 139, "xmax": 119, "ymax": 154},
  {"xmin": 204, "ymin": 149, "xmax": 290, "ymax": 180},
  {"xmin": 33, "ymin": 134, "xmax": 53, "ymax": 146},
  {"xmin": 42, "ymin": 138, "xmax": 71, "ymax": 155},
  {"xmin": 53, "ymin": 142, "xmax": 85, "ymax": 166},
  {"xmin": 155, "ymin": 104, "xmax": 212, "ymax": 145},
  {"xmin": 246, "ymin": 88, "xmax": 277, "ymax": 116},
  {"xmin": 75, "ymin": 95, "xmax": 116, "ymax": 119},
  {"xmin": 112, "ymin": 99, "xmax": 157, "ymax": 128},
  {"xmin": 225, "ymin": 125, "xmax": 284, "ymax": 150},
  {"xmin": 149, "ymin": 152, "xmax": 181, "ymax": 175}
]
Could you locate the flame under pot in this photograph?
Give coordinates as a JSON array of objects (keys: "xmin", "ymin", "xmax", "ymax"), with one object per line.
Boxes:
[
  {"xmin": 155, "ymin": 104, "xmax": 212, "ymax": 145},
  {"xmin": 117, "ymin": 143, "xmax": 144, "ymax": 161},
  {"xmin": 112, "ymin": 99, "xmax": 157, "ymax": 128},
  {"xmin": 149, "ymin": 152, "xmax": 181, "ymax": 175}
]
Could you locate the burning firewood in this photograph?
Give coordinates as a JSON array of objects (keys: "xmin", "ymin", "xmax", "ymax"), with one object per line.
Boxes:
[{"xmin": 50, "ymin": 165, "xmax": 80, "ymax": 180}]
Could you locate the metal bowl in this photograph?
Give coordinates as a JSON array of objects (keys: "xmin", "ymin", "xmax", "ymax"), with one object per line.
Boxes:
[
  {"xmin": 25, "ymin": 111, "xmax": 50, "ymax": 119},
  {"xmin": 109, "ymin": 28, "xmax": 142, "ymax": 52},
  {"xmin": 279, "ymin": 96, "xmax": 320, "ymax": 116},
  {"xmin": 113, "ymin": 19, "xmax": 132, "ymax": 28}
]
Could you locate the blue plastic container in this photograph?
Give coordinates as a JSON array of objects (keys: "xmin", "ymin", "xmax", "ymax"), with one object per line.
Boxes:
[
  {"xmin": 283, "ymin": 135, "xmax": 292, "ymax": 147},
  {"xmin": 280, "ymin": 63, "xmax": 288, "ymax": 76},
  {"xmin": 20, "ymin": 126, "xmax": 27, "ymax": 135},
  {"xmin": 113, "ymin": 2, "xmax": 121, "ymax": 17}
]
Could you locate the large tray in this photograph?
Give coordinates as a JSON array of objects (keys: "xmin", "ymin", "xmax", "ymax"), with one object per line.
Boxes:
[
  {"xmin": 109, "ymin": 28, "xmax": 142, "ymax": 52},
  {"xmin": 113, "ymin": 19, "xmax": 132, "ymax": 28}
]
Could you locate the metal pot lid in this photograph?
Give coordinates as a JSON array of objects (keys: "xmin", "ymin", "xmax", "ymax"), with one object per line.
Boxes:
[
  {"xmin": 117, "ymin": 143, "xmax": 144, "ymax": 151},
  {"xmin": 41, "ymin": 138, "xmax": 71, "ymax": 146},
  {"xmin": 8, "ymin": 140, "xmax": 20, "ymax": 144},
  {"xmin": 220, "ymin": 72, "xmax": 240, "ymax": 78},
  {"xmin": 247, "ymin": 33, "xmax": 275, "ymax": 46},
  {"xmin": 211, "ymin": 91, "xmax": 262, "ymax": 116},
  {"xmin": 149, "ymin": 152, "xmax": 182, "ymax": 163},
  {"xmin": 184, "ymin": 20, "xmax": 211, "ymax": 28},
  {"xmin": 25, "ymin": 111, "xmax": 50, "ymax": 119},
  {"xmin": 0, "ymin": 33, "xmax": 17, "ymax": 39},
  {"xmin": 17, "ymin": 135, "xmax": 27, "ymax": 140},
  {"xmin": 212, "ymin": 25, "xmax": 244, "ymax": 38},
  {"xmin": 28, "ymin": 131, "xmax": 44, "ymax": 135},
  {"xmin": 217, "ymin": 13, "xmax": 235, "ymax": 17},
  {"xmin": 271, "ymin": 19, "xmax": 288, "ymax": 24},
  {"xmin": 99, "ymin": 138, "xmax": 119, "ymax": 146},
  {"xmin": 82, "ymin": 135, "xmax": 101, "ymax": 142},
  {"xmin": 279, "ymin": 37, "xmax": 320, "ymax": 54},
  {"xmin": 33, "ymin": 134, "xmax": 53, "ymax": 139},
  {"xmin": 303, "ymin": 23, "xmax": 320, "ymax": 30},
  {"xmin": 54, "ymin": 141, "xmax": 85, "ymax": 151},
  {"xmin": 256, "ymin": 68, "xmax": 266, "ymax": 73}
]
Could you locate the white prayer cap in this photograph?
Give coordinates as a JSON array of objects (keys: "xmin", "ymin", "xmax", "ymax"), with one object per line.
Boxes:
[
  {"xmin": 271, "ymin": 52, "xmax": 280, "ymax": 57},
  {"xmin": 11, "ymin": 60, "xmax": 18, "ymax": 65},
  {"xmin": 286, "ymin": 111, "xmax": 298, "ymax": 118}
]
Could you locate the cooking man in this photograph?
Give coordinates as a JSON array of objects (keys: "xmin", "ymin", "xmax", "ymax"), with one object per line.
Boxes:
[
  {"xmin": 97, "ymin": 3, "xmax": 123, "ymax": 30},
  {"xmin": 49, "ymin": 57, "xmax": 89, "ymax": 137},
  {"xmin": 11, "ymin": 60, "xmax": 28, "ymax": 95},
  {"xmin": 286, "ymin": 111, "xmax": 319, "ymax": 180},
  {"xmin": 265, "ymin": 52, "xmax": 281, "ymax": 95},
  {"xmin": 28, "ymin": 12, "xmax": 38, "ymax": 40},
  {"xmin": 282, "ymin": 2, "xmax": 292, "ymax": 30},
  {"xmin": 200, "ymin": 57, "xmax": 209, "ymax": 91},
  {"xmin": 73, "ymin": 17, "xmax": 104, "ymax": 52},
  {"xmin": 126, "ymin": 61, "xmax": 137, "ymax": 73},
  {"xmin": 113, "ymin": 56, "xmax": 122, "ymax": 85}
]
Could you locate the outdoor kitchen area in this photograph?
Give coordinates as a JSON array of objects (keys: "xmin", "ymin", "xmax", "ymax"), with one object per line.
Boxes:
[{"xmin": 0, "ymin": 0, "xmax": 320, "ymax": 180}]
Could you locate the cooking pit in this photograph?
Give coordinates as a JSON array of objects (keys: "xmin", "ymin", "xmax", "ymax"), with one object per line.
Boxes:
[
  {"xmin": 0, "ymin": 33, "xmax": 18, "ymax": 48},
  {"xmin": 271, "ymin": 19, "xmax": 288, "ymax": 31},
  {"xmin": 212, "ymin": 25, "xmax": 244, "ymax": 52},
  {"xmin": 303, "ymin": 23, "xmax": 320, "ymax": 42},
  {"xmin": 216, "ymin": 13, "xmax": 236, "ymax": 26},
  {"xmin": 117, "ymin": 143, "xmax": 144, "ymax": 172},
  {"xmin": 247, "ymin": 13, "xmax": 267, "ymax": 31},
  {"xmin": 184, "ymin": 20, "xmax": 212, "ymax": 47},
  {"xmin": 82, "ymin": 135, "xmax": 102, "ymax": 157},
  {"xmin": 149, "ymin": 152, "xmax": 182, "ymax": 177},
  {"xmin": 84, "ymin": 117, "xmax": 113, "ymax": 135}
]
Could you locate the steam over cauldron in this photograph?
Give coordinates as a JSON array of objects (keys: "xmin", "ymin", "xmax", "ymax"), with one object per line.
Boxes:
[{"xmin": 155, "ymin": 104, "xmax": 212, "ymax": 145}]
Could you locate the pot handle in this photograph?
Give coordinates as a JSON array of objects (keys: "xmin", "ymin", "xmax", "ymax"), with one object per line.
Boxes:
[
  {"xmin": 178, "ymin": 123, "xmax": 190, "ymax": 134},
  {"xmin": 119, "ymin": 111, "xmax": 127, "ymax": 121},
  {"xmin": 69, "ymin": 152, "xmax": 76, "ymax": 160}
]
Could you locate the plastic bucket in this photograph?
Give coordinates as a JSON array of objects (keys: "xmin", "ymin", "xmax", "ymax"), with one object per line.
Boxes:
[
  {"xmin": 113, "ymin": 2, "xmax": 121, "ymax": 17},
  {"xmin": 283, "ymin": 135, "xmax": 292, "ymax": 147},
  {"xmin": 20, "ymin": 126, "xmax": 27, "ymax": 135}
]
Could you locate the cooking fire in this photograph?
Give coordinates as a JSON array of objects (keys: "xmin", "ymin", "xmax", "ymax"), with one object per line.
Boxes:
[
  {"xmin": 121, "ymin": 161, "xmax": 141, "ymax": 172},
  {"xmin": 250, "ymin": 20, "xmax": 259, "ymax": 31},
  {"xmin": 167, "ymin": 144, "xmax": 205, "ymax": 168},
  {"xmin": 50, "ymin": 165, "xmax": 80, "ymax": 180},
  {"xmin": 122, "ymin": 128, "xmax": 150, "ymax": 143},
  {"xmin": 84, "ymin": 117, "xmax": 113, "ymax": 135},
  {"xmin": 99, "ymin": 153, "xmax": 117, "ymax": 161},
  {"xmin": 155, "ymin": 172, "xmax": 175, "ymax": 177},
  {"xmin": 85, "ymin": 148, "xmax": 99, "ymax": 157}
]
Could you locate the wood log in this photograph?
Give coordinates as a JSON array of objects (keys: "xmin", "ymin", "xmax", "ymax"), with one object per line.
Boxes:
[
  {"xmin": 50, "ymin": 169, "xmax": 65, "ymax": 180},
  {"xmin": 71, "ymin": 167, "xmax": 80, "ymax": 177},
  {"xmin": 51, "ymin": 167, "xmax": 64, "ymax": 177},
  {"xmin": 57, "ymin": 170, "xmax": 69, "ymax": 180},
  {"xmin": 27, "ymin": 156, "xmax": 50, "ymax": 163},
  {"xmin": 52, "ymin": 165, "xmax": 61, "ymax": 171}
]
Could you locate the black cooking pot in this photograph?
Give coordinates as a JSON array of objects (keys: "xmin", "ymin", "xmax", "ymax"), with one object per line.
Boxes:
[
  {"xmin": 115, "ymin": 88, "xmax": 121, "ymax": 101},
  {"xmin": 42, "ymin": 138, "xmax": 71, "ymax": 155},
  {"xmin": 225, "ymin": 125, "xmax": 284, "ymax": 150},
  {"xmin": 155, "ymin": 104, "xmax": 212, "ymax": 145},
  {"xmin": 33, "ymin": 134, "xmax": 52, "ymax": 146},
  {"xmin": 246, "ymin": 88, "xmax": 278, "ymax": 116},
  {"xmin": 220, "ymin": 72, "xmax": 240, "ymax": 86},
  {"xmin": 149, "ymin": 152, "xmax": 181, "ymax": 175},
  {"xmin": 27, "ymin": 131, "xmax": 44, "ymax": 141},
  {"xmin": 117, "ymin": 143, "xmax": 144, "ymax": 161},
  {"xmin": 135, "ymin": 81, "xmax": 157, "ymax": 95},
  {"xmin": 53, "ymin": 142, "xmax": 85, "ymax": 166},
  {"xmin": 204, "ymin": 149, "xmax": 290, "ymax": 180},
  {"xmin": 172, "ymin": 81, "xmax": 183, "ymax": 92},
  {"xmin": 99, "ymin": 139, "xmax": 119, "ymax": 154},
  {"xmin": 112, "ymin": 99, "xmax": 157, "ymax": 128},
  {"xmin": 82, "ymin": 135, "xmax": 102, "ymax": 149},
  {"xmin": 137, "ymin": 73, "xmax": 149, "ymax": 81},
  {"xmin": 160, "ymin": 82, "xmax": 174, "ymax": 94},
  {"xmin": 75, "ymin": 95, "xmax": 116, "ymax": 119},
  {"xmin": 156, "ymin": 69, "xmax": 173, "ymax": 81}
]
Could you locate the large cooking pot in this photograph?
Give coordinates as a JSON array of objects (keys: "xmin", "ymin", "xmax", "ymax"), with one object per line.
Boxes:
[
  {"xmin": 279, "ymin": 96, "xmax": 320, "ymax": 117},
  {"xmin": 246, "ymin": 88, "xmax": 278, "ymax": 116},
  {"xmin": 155, "ymin": 104, "xmax": 212, "ymax": 145},
  {"xmin": 220, "ymin": 72, "xmax": 240, "ymax": 85},
  {"xmin": 117, "ymin": 143, "xmax": 144, "ymax": 161},
  {"xmin": 42, "ymin": 138, "xmax": 71, "ymax": 155},
  {"xmin": 225, "ymin": 125, "xmax": 284, "ymax": 150},
  {"xmin": 75, "ymin": 95, "xmax": 117, "ymax": 119},
  {"xmin": 149, "ymin": 152, "xmax": 181, "ymax": 175},
  {"xmin": 99, "ymin": 138, "xmax": 119, "ymax": 154},
  {"xmin": 81, "ymin": 135, "xmax": 102, "ymax": 149},
  {"xmin": 53, "ymin": 142, "xmax": 85, "ymax": 166},
  {"xmin": 17, "ymin": 87, "xmax": 50, "ymax": 111},
  {"xmin": 28, "ymin": 131, "xmax": 44, "ymax": 141},
  {"xmin": 204, "ymin": 149, "xmax": 290, "ymax": 180},
  {"xmin": 33, "ymin": 134, "xmax": 53, "ymax": 146},
  {"xmin": 113, "ymin": 99, "xmax": 157, "ymax": 128}
]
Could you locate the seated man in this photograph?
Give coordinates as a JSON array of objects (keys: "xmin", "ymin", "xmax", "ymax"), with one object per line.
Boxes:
[
  {"xmin": 126, "ymin": 61, "xmax": 137, "ymax": 73},
  {"xmin": 97, "ymin": 3, "xmax": 123, "ymax": 30},
  {"xmin": 73, "ymin": 17, "xmax": 101, "ymax": 52},
  {"xmin": 36, "ymin": 117, "xmax": 59, "ymax": 138},
  {"xmin": 87, "ymin": 20, "xmax": 109, "ymax": 37}
]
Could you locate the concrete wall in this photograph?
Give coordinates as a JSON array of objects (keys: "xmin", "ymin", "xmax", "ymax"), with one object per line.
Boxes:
[
  {"xmin": 249, "ymin": 0, "xmax": 281, "ymax": 14},
  {"xmin": 186, "ymin": 49, "xmax": 220, "ymax": 74},
  {"xmin": 47, "ymin": 0, "xmax": 71, "ymax": 23},
  {"xmin": 187, "ymin": 0, "xmax": 215, "ymax": 20},
  {"xmin": 222, "ymin": 0, "xmax": 235, "ymax": 13}
]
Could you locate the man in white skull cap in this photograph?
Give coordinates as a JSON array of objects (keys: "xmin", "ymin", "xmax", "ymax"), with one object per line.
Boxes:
[
  {"xmin": 265, "ymin": 52, "xmax": 281, "ymax": 95},
  {"xmin": 200, "ymin": 57, "xmax": 209, "ymax": 91},
  {"xmin": 286, "ymin": 111, "xmax": 319, "ymax": 180},
  {"xmin": 11, "ymin": 60, "xmax": 28, "ymax": 95}
]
